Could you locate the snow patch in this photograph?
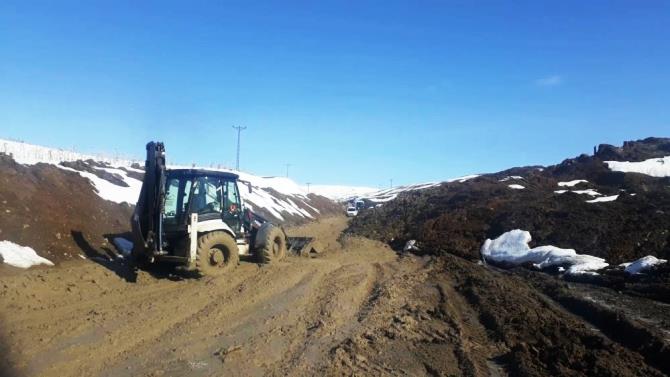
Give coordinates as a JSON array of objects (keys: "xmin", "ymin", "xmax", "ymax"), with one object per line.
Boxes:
[
  {"xmin": 558, "ymin": 180, "xmax": 589, "ymax": 187},
  {"xmin": 447, "ymin": 174, "xmax": 480, "ymax": 183},
  {"xmin": 508, "ymin": 184, "xmax": 525, "ymax": 190},
  {"xmin": 57, "ymin": 165, "xmax": 142, "ymax": 204},
  {"xmin": 481, "ymin": 230, "xmax": 608, "ymax": 275},
  {"xmin": 586, "ymin": 195, "xmax": 619, "ymax": 203},
  {"xmin": 624, "ymin": 255, "xmax": 667, "ymax": 274},
  {"xmin": 0, "ymin": 241, "xmax": 54, "ymax": 268},
  {"xmin": 554, "ymin": 189, "xmax": 602, "ymax": 197},
  {"xmin": 606, "ymin": 156, "xmax": 670, "ymax": 177},
  {"xmin": 499, "ymin": 176, "xmax": 523, "ymax": 182}
]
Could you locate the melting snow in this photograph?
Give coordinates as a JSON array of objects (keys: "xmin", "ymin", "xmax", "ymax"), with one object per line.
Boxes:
[
  {"xmin": 499, "ymin": 176, "xmax": 523, "ymax": 182},
  {"xmin": 555, "ymin": 189, "xmax": 602, "ymax": 197},
  {"xmin": 624, "ymin": 256, "xmax": 668, "ymax": 274},
  {"xmin": 0, "ymin": 241, "xmax": 54, "ymax": 268},
  {"xmin": 606, "ymin": 156, "xmax": 670, "ymax": 177},
  {"xmin": 586, "ymin": 195, "xmax": 619, "ymax": 203},
  {"xmin": 57, "ymin": 165, "xmax": 143, "ymax": 204},
  {"xmin": 481, "ymin": 230, "xmax": 608, "ymax": 275},
  {"xmin": 558, "ymin": 180, "xmax": 589, "ymax": 187}
]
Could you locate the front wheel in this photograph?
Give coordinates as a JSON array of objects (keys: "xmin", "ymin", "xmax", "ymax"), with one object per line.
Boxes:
[
  {"xmin": 256, "ymin": 224, "xmax": 287, "ymax": 264},
  {"xmin": 196, "ymin": 231, "xmax": 239, "ymax": 276}
]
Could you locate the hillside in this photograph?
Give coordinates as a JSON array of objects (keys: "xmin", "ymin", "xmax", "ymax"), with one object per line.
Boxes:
[
  {"xmin": 0, "ymin": 139, "xmax": 340, "ymax": 266},
  {"xmin": 349, "ymin": 137, "xmax": 670, "ymax": 263}
]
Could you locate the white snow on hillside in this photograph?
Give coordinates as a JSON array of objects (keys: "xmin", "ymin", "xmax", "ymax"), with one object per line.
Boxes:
[
  {"xmin": 481, "ymin": 230, "xmax": 609, "ymax": 275},
  {"xmin": 357, "ymin": 182, "xmax": 441, "ymax": 203},
  {"xmin": 555, "ymin": 189, "xmax": 602, "ymax": 197},
  {"xmin": 448, "ymin": 174, "xmax": 480, "ymax": 183},
  {"xmin": 624, "ymin": 255, "xmax": 667, "ymax": 274},
  {"xmin": 0, "ymin": 241, "xmax": 54, "ymax": 268},
  {"xmin": 57, "ymin": 165, "xmax": 143, "ymax": 204},
  {"xmin": 558, "ymin": 180, "xmax": 588, "ymax": 187},
  {"xmin": 586, "ymin": 195, "xmax": 619, "ymax": 204},
  {"xmin": 307, "ymin": 185, "xmax": 378, "ymax": 200},
  {"xmin": 349, "ymin": 175, "xmax": 480, "ymax": 203},
  {"xmin": 508, "ymin": 184, "xmax": 525, "ymax": 190},
  {"xmin": 606, "ymin": 156, "xmax": 670, "ymax": 177},
  {"xmin": 1, "ymin": 138, "xmax": 139, "ymax": 166},
  {"xmin": 1, "ymin": 139, "xmax": 326, "ymax": 221},
  {"xmin": 499, "ymin": 176, "xmax": 523, "ymax": 182}
]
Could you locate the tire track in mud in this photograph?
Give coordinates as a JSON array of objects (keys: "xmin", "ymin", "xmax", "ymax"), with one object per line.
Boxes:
[
  {"xmin": 13, "ymin": 263, "xmax": 271, "ymax": 376},
  {"xmin": 99, "ymin": 260, "xmax": 328, "ymax": 377},
  {"xmin": 277, "ymin": 260, "xmax": 387, "ymax": 376}
]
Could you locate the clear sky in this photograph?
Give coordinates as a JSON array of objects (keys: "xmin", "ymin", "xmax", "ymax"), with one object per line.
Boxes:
[{"xmin": 1, "ymin": 1, "xmax": 668, "ymax": 187}]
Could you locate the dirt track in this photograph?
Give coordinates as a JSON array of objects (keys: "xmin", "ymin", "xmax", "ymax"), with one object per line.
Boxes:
[{"xmin": 1, "ymin": 217, "xmax": 668, "ymax": 376}]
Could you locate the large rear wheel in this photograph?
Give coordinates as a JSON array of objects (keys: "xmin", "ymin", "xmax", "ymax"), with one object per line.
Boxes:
[
  {"xmin": 196, "ymin": 231, "xmax": 239, "ymax": 276},
  {"xmin": 256, "ymin": 225, "xmax": 287, "ymax": 264}
]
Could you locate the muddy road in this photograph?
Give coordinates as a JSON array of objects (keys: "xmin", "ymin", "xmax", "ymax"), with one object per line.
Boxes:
[{"xmin": 1, "ymin": 217, "xmax": 668, "ymax": 376}]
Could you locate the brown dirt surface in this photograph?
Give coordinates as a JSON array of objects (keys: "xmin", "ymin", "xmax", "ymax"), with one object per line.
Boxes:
[
  {"xmin": 1, "ymin": 216, "xmax": 668, "ymax": 377},
  {"xmin": 0, "ymin": 154, "xmax": 133, "ymax": 265}
]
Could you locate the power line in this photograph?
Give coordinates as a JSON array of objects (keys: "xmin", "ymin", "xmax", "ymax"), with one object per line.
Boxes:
[{"xmin": 232, "ymin": 125, "xmax": 247, "ymax": 171}]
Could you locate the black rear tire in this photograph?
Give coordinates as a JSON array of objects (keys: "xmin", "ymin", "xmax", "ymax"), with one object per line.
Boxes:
[
  {"xmin": 257, "ymin": 225, "xmax": 287, "ymax": 264},
  {"xmin": 196, "ymin": 231, "xmax": 239, "ymax": 276}
]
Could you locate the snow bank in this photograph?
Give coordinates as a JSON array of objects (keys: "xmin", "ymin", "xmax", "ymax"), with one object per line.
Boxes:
[
  {"xmin": 508, "ymin": 184, "xmax": 525, "ymax": 190},
  {"xmin": 558, "ymin": 180, "xmax": 588, "ymax": 187},
  {"xmin": 481, "ymin": 230, "xmax": 608, "ymax": 274},
  {"xmin": 624, "ymin": 255, "xmax": 667, "ymax": 274},
  {"xmin": 0, "ymin": 241, "xmax": 54, "ymax": 268},
  {"xmin": 606, "ymin": 156, "xmax": 670, "ymax": 177}
]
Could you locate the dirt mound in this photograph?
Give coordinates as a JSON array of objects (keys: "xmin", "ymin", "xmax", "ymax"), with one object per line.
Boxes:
[
  {"xmin": 0, "ymin": 154, "xmax": 133, "ymax": 264},
  {"xmin": 348, "ymin": 138, "xmax": 670, "ymax": 264}
]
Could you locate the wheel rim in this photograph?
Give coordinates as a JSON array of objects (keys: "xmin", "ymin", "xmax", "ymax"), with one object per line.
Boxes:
[
  {"xmin": 209, "ymin": 248, "xmax": 225, "ymax": 267},
  {"xmin": 273, "ymin": 238, "xmax": 281, "ymax": 256}
]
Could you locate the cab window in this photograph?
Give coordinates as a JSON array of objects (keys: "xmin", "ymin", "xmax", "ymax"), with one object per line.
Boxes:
[{"xmin": 192, "ymin": 177, "xmax": 223, "ymax": 215}]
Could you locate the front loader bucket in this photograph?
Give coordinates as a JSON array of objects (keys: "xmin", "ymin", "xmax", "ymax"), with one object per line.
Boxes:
[{"xmin": 286, "ymin": 237, "xmax": 320, "ymax": 257}]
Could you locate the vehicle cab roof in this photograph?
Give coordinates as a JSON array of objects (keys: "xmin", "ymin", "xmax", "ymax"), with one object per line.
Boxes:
[{"xmin": 166, "ymin": 168, "xmax": 239, "ymax": 180}]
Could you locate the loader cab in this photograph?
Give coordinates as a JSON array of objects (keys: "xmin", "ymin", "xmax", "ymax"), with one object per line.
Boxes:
[{"xmin": 163, "ymin": 169, "xmax": 244, "ymax": 236}]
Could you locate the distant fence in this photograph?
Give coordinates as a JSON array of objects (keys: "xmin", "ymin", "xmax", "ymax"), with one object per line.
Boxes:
[{"xmin": 0, "ymin": 138, "xmax": 234, "ymax": 170}]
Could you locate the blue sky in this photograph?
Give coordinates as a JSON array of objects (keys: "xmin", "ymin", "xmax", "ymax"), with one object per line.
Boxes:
[{"xmin": 1, "ymin": 1, "xmax": 668, "ymax": 187}]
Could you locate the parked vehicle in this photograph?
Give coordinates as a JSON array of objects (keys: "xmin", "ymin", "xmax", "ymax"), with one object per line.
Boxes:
[{"xmin": 346, "ymin": 206, "xmax": 358, "ymax": 217}]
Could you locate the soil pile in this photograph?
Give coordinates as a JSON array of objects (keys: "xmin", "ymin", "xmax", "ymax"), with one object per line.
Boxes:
[
  {"xmin": 348, "ymin": 137, "xmax": 670, "ymax": 264},
  {"xmin": 0, "ymin": 154, "xmax": 133, "ymax": 264}
]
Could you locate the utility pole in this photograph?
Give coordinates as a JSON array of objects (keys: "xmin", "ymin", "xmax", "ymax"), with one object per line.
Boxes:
[
  {"xmin": 306, "ymin": 182, "xmax": 311, "ymax": 194},
  {"xmin": 232, "ymin": 125, "xmax": 247, "ymax": 171},
  {"xmin": 390, "ymin": 178, "xmax": 393, "ymax": 188},
  {"xmin": 285, "ymin": 163, "xmax": 292, "ymax": 178}
]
